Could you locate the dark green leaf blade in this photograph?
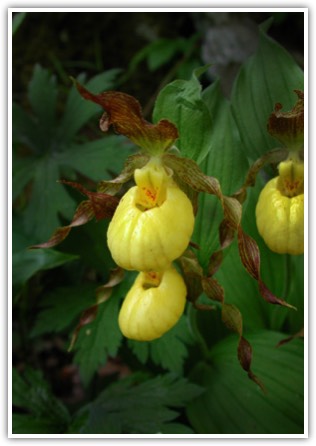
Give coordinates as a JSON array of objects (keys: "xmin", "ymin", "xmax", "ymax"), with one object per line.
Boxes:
[
  {"xmin": 12, "ymin": 103, "xmax": 42, "ymax": 152},
  {"xmin": 12, "ymin": 414, "xmax": 65, "ymax": 434},
  {"xmin": 79, "ymin": 373, "xmax": 203, "ymax": 434},
  {"xmin": 12, "ymin": 368, "xmax": 71, "ymax": 434},
  {"xmin": 128, "ymin": 315, "xmax": 195, "ymax": 374},
  {"xmin": 23, "ymin": 157, "xmax": 76, "ymax": 242},
  {"xmin": 72, "ymin": 275, "xmax": 136, "ymax": 385},
  {"xmin": 28, "ymin": 65, "xmax": 58, "ymax": 138},
  {"xmin": 187, "ymin": 330, "xmax": 304, "ymax": 434},
  {"xmin": 30, "ymin": 284, "xmax": 97, "ymax": 337},
  {"xmin": 57, "ymin": 135, "xmax": 136, "ymax": 182},
  {"xmin": 231, "ymin": 29, "xmax": 304, "ymax": 161},
  {"xmin": 192, "ymin": 79, "xmax": 249, "ymax": 267},
  {"xmin": 12, "ymin": 248, "xmax": 78, "ymax": 288},
  {"xmin": 153, "ymin": 66, "xmax": 213, "ymax": 164}
]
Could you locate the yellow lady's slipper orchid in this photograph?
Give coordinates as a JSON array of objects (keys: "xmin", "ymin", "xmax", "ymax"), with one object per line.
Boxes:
[
  {"xmin": 256, "ymin": 158, "xmax": 304, "ymax": 255},
  {"xmin": 118, "ymin": 266, "xmax": 187, "ymax": 341},
  {"xmin": 107, "ymin": 158, "xmax": 195, "ymax": 271}
]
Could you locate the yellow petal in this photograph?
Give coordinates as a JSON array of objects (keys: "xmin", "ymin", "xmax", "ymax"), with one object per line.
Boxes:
[
  {"xmin": 118, "ymin": 267, "xmax": 186, "ymax": 341},
  {"xmin": 107, "ymin": 183, "xmax": 194, "ymax": 271},
  {"xmin": 256, "ymin": 178, "xmax": 304, "ymax": 255}
]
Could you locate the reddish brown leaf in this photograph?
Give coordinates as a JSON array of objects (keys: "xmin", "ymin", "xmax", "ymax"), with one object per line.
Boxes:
[
  {"xmin": 73, "ymin": 80, "xmax": 179, "ymax": 154},
  {"xmin": 233, "ymin": 148, "xmax": 288, "ymax": 204},
  {"xmin": 202, "ymin": 276, "xmax": 224, "ymax": 304},
  {"xmin": 219, "ymin": 219, "xmax": 236, "ymax": 249},
  {"xmin": 238, "ymin": 336, "xmax": 265, "ymax": 392},
  {"xmin": 276, "ymin": 327, "xmax": 304, "ymax": 347},
  {"xmin": 60, "ymin": 180, "xmax": 119, "ymax": 220},
  {"xmin": 237, "ymin": 228, "xmax": 260, "ymax": 281},
  {"xmin": 97, "ymin": 153, "xmax": 149, "ymax": 194},
  {"xmin": 69, "ymin": 269, "xmax": 125, "ymax": 351},
  {"xmin": 163, "ymin": 154, "xmax": 222, "ymax": 199},
  {"xmin": 267, "ymin": 90, "xmax": 304, "ymax": 151},
  {"xmin": 96, "ymin": 267, "xmax": 125, "ymax": 304},
  {"xmin": 31, "ymin": 182, "xmax": 119, "ymax": 249},
  {"xmin": 222, "ymin": 196, "xmax": 242, "ymax": 229},
  {"xmin": 179, "ymin": 250, "xmax": 204, "ymax": 304},
  {"xmin": 68, "ymin": 304, "xmax": 99, "ymax": 352},
  {"xmin": 238, "ymin": 228, "xmax": 296, "ymax": 309},
  {"xmin": 30, "ymin": 200, "xmax": 95, "ymax": 249},
  {"xmin": 222, "ymin": 305, "xmax": 264, "ymax": 391},
  {"xmin": 221, "ymin": 303, "xmax": 242, "ymax": 335},
  {"xmin": 207, "ymin": 251, "xmax": 224, "ymax": 277}
]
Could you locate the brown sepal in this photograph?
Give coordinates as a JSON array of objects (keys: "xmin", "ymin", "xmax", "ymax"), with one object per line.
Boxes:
[
  {"xmin": 276, "ymin": 327, "xmax": 304, "ymax": 347},
  {"xmin": 202, "ymin": 276, "xmax": 224, "ymax": 304},
  {"xmin": 68, "ymin": 268, "xmax": 125, "ymax": 351},
  {"xmin": 237, "ymin": 228, "xmax": 296, "ymax": 309},
  {"xmin": 97, "ymin": 153, "xmax": 149, "ymax": 194},
  {"xmin": 233, "ymin": 148, "xmax": 288, "ymax": 204},
  {"xmin": 179, "ymin": 250, "xmax": 204, "ymax": 306},
  {"xmin": 59, "ymin": 180, "xmax": 119, "ymax": 220},
  {"xmin": 238, "ymin": 336, "xmax": 266, "ymax": 392},
  {"xmin": 267, "ymin": 90, "xmax": 304, "ymax": 151},
  {"xmin": 30, "ymin": 181, "xmax": 119, "ymax": 249},
  {"xmin": 73, "ymin": 79, "xmax": 179, "ymax": 154}
]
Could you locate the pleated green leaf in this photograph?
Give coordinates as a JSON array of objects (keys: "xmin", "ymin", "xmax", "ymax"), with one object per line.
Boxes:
[
  {"xmin": 76, "ymin": 373, "xmax": 203, "ymax": 434},
  {"xmin": 231, "ymin": 29, "xmax": 304, "ymax": 161},
  {"xmin": 192, "ymin": 79, "xmax": 249, "ymax": 268},
  {"xmin": 187, "ymin": 330, "xmax": 304, "ymax": 434},
  {"xmin": 12, "ymin": 368, "xmax": 71, "ymax": 434},
  {"xmin": 128, "ymin": 315, "xmax": 195, "ymax": 374},
  {"xmin": 153, "ymin": 66, "xmax": 213, "ymax": 164}
]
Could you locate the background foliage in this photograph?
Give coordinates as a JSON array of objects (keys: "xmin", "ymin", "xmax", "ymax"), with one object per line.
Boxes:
[{"xmin": 12, "ymin": 11, "xmax": 304, "ymax": 435}]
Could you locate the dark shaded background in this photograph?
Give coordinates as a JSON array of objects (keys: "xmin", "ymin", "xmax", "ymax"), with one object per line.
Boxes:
[{"xmin": 13, "ymin": 11, "xmax": 304, "ymax": 107}]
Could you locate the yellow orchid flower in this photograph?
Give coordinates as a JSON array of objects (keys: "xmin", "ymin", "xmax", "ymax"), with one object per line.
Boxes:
[
  {"xmin": 107, "ymin": 157, "xmax": 195, "ymax": 271},
  {"xmin": 256, "ymin": 157, "xmax": 304, "ymax": 255},
  {"xmin": 118, "ymin": 266, "xmax": 187, "ymax": 341}
]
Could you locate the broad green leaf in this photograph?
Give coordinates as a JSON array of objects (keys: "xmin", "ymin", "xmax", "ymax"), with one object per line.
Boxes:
[
  {"xmin": 12, "ymin": 367, "xmax": 71, "ymax": 434},
  {"xmin": 231, "ymin": 29, "xmax": 304, "ymax": 162},
  {"xmin": 214, "ymin": 239, "xmax": 267, "ymax": 331},
  {"xmin": 59, "ymin": 219, "xmax": 115, "ymax": 275},
  {"xmin": 12, "ymin": 248, "xmax": 78, "ymax": 288},
  {"xmin": 128, "ymin": 315, "xmax": 195, "ymax": 374},
  {"xmin": 23, "ymin": 156, "xmax": 76, "ymax": 242},
  {"xmin": 12, "ymin": 414, "xmax": 63, "ymax": 435},
  {"xmin": 187, "ymin": 330, "xmax": 304, "ymax": 434},
  {"xmin": 30, "ymin": 284, "xmax": 97, "ymax": 337},
  {"xmin": 192, "ymin": 80, "xmax": 249, "ymax": 268},
  {"xmin": 12, "ymin": 156, "xmax": 38, "ymax": 201},
  {"xmin": 28, "ymin": 65, "xmax": 58, "ymax": 145},
  {"xmin": 57, "ymin": 135, "xmax": 135, "ymax": 182},
  {"xmin": 153, "ymin": 66, "xmax": 213, "ymax": 164},
  {"xmin": 57, "ymin": 69, "xmax": 122, "ymax": 144},
  {"xmin": 13, "ymin": 68, "xmax": 125, "ymax": 244},
  {"xmin": 73, "ymin": 274, "xmax": 135, "ymax": 385},
  {"xmin": 12, "ymin": 103, "xmax": 42, "ymax": 152},
  {"xmin": 78, "ymin": 373, "xmax": 203, "ymax": 434}
]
